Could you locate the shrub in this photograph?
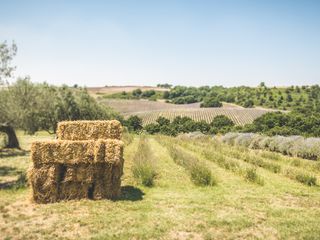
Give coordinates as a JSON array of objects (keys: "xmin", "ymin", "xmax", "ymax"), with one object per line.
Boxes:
[
  {"xmin": 126, "ymin": 115, "xmax": 143, "ymax": 133},
  {"xmin": 245, "ymin": 168, "xmax": 264, "ymax": 185},
  {"xmin": 200, "ymin": 97, "xmax": 222, "ymax": 108},
  {"xmin": 221, "ymin": 132, "xmax": 240, "ymax": 145},
  {"xmin": 295, "ymin": 174, "xmax": 317, "ymax": 186},
  {"xmin": 210, "ymin": 115, "xmax": 234, "ymax": 130},
  {"xmin": 234, "ymin": 133, "xmax": 257, "ymax": 147},
  {"xmin": 284, "ymin": 168, "xmax": 317, "ymax": 186},
  {"xmin": 190, "ymin": 164, "xmax": 216, "ymax": 186},
  {"xmin": 222, "ymin": 133, "xmax": 320, "ymax": 161},
  {"xmin": 145, "ymin": 123, "xmax": 160, "ymax": 134}
]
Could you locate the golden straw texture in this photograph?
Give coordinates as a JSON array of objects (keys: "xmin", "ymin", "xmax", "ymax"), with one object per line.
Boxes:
[{"xmin": 56, "ymin": 120, "xmax": 122, "ymax": 140}]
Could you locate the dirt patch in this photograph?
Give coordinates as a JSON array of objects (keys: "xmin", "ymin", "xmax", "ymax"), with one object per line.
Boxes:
[
  {"xmin": 270, "ymin": 194, "xmax": 320, "ymax": 209},
  {"xmin": 1, "ymin": 199, "xmax": 91, "ymax": 239}
]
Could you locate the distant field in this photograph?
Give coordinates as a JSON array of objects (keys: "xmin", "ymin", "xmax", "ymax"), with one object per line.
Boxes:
[
  {"xmin": 101, "ymin": 99, "xmax": 274, "ymax": 125},
  {"xmin": 87, "ymin": 86, "xmax": 168, "ymax": 96}
]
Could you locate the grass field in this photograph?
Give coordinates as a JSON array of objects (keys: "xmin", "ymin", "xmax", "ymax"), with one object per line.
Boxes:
[
  {"xmin": 1, "ymin": 132, "xmax": 320, "ymax": 239},
  {"xmin": 101, "ymin": 99, "xmax": 274, "ymax": 126}
]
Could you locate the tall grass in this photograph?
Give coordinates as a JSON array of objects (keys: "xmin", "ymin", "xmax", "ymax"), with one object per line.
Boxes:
[
  {"xmin": 132, "ymin": 136, "xmax": 157, "ymax": 187},
  {"xmin": 166, "ymin": 144, "xmax": 216, "ymax": 186},
  {"xmin": 199, "ymin": 138, "xmax": 317, "ymax": 186},
  {"xmin": 284, "ymin": 168, "xmax": 317, "ymax": 186},
  {"xmin": 245, "ymin": 168, "xmax": 264, "ymax": 185},
  {"xmin": 201, "ymin": 147, "xmax": 264, "ymax": 185},
  {"xmin": 122, "ymin": 131, "xmax": 134, "ymax": 146},
  {"xmin": 227, "ymin": 149, "xmax": 281, "ymax": 173}
]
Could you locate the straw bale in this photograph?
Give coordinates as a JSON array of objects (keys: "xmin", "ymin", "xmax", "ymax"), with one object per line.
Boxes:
[
  {"xmin": 93, "ymin": 164, "xmax": 122, "ymax": 199},
  {"xmin": 27, "ymin": 164, "xmax": 61, "ymax": 203},
  {"xmin": 63, "ymin": 164, "xmax": 96, "ymax": 183},
  {"xmin": 32, "ymin": 139, "xmax": 124, "ymax": 166},
  {"xmin": 31, "ymin": 140, "xmax": 95, "ymax": 166},
  {"xmin": 94, "ymin": 139, "xmax": 124, "ymax": 165},
  {"xmin": 59, "ymin": 182, "xmax": 91, "ymax": 200},
  {"xmin": 57, "ymin": 120, "xmax": 122, "ymax": 141}
]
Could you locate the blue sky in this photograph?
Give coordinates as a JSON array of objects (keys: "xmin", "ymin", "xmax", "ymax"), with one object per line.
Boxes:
[{"xmin": 1, "ymin": 0, "xmax": 320, "ymax": 87}]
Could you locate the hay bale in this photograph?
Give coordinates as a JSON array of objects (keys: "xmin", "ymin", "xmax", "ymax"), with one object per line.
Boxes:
[
  {"xmin": 31, "ymin": 139, "xmax": 124, "ymax": 166},
  {"xmin": 27, "ymin": 164, "xmax": 61, "ymax": 203},
  {"xmin": 93, "ymin": 163, "xmax": 123, "ymax": 199},
  {"xmin": 31, "ymin": 140, "xmax": 96, "ymax": 166},
  {"xmin": 63, "ymin": 164, "xmax": 96, "ymax": 183},
  {"xmin": 95, "ymin": 139, "xmax": 124, "ymax": 165},
  {"xmin": 59, "ymin": 182, "xmax": 91, "ymax": 200},
  {"xmin": 56, "ymin": 120, "xmax": 122, "ymax": 141},
  {"xmin": 29, "ymin": 120, "xmax": 125, "ymax": 203}
]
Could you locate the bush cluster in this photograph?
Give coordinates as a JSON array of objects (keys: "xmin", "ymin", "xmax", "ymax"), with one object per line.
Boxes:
[
  {"xmin": 241, "ymin": 111, "xmax": 320, "ymax": 137},
  {"xmin": 144, "ymin": 115, "xmax": 234, "ymax": 136},
  {"xmin": 221, "ymin": 132, "xmax": 320, "ymax": 160}
]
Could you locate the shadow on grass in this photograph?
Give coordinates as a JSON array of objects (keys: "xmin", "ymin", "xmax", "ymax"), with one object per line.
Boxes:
[
  {"xmin": 118, "ymin": 185, "xmax": 145, "ymax": 201},
  {"xmin": 0, "ymin": 148, "xmax": 28, "ymax": 158},
  {"xmin": 0, "ymin": 166, "xmax": 22, "ymax": 176},
  {"xmin": 0, "ymin": 172, "xmax": 27, "ymax": 190}
]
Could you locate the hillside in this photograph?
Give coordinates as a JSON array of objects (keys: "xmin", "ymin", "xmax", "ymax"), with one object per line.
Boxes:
[
  {"xmin": 87, "ymin": 86, "xmax": 168, "ymax": 97},
  {"xmin": 1, "ymin": 133, "xmax": 320, "ymax": 239},
  {"xmin": 100, "ymin": 99, "xmax": 275, "ymax": 126}
]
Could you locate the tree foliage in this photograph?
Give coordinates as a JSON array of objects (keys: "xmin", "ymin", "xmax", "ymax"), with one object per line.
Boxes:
[
  {"xmin": 144, "ymin": 115, "xmax": 235, "ymax": 136},
  {"xmin": 125, "ymin": 115, "xmax": 143, "ymax": 133},
  {"xmin": 0, "ymin": 79, "xmax": 121, "ymax": 134},
  {"xmin": 200, "ymin": 97, "xmax": 222, "ymax": 108},
  {"xmin": 0, "ymin": 41, "xmax": 17, "ymax": 85}
]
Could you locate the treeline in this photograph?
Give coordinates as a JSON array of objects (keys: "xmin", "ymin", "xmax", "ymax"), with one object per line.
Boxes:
[
  {"xmin": 162, "ymin": 84, "xmax": 320, "ymax": 111},
  {"xmin": 125, "ymin": 109, "xmax": 320, "ymax": 138},
  {"xmin": 241, "ymin": 111, "xmax": 320, "ymax": 137},
  {"xmin": 0, "ymin": 78, "xmax": 121, "ymax": 135},
  {"xmin": 104, "ymin": 83, "xmax": 320, "ymax": 111},
  {"xmin": 125, "ymin": 115, "xmax": 235, "ymax": 136},
  {"xmin": 101, "ymin": 88, "xmax": 162, "ymax": 101}
]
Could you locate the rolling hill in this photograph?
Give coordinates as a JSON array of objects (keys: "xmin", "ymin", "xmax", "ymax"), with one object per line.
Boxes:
[{"xmin": 101, "ymin": 99, "xmax": 275, "ymax": 125}]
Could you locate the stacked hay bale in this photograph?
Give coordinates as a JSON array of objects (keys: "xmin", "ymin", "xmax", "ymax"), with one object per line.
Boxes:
[{"xmin": 28, "ymin": 120, "xmax": 124, "ymax": 203}]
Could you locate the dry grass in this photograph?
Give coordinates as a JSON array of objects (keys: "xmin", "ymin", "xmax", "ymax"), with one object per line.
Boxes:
[{"xmin": 1, "ymin": 132, "xmax": 320, "ymax": 239}]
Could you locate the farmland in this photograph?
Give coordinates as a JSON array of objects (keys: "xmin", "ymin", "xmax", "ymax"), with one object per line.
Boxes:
[
  {"xmin": 101, "ymin": 99, "xmax": 274, "ymax": 126},
  {"xmin": 1, "ymin": 132, "xmax": 320, "ymax": 239},
  {"xmin": 88, "ymin": 86, "xmax": 168, "ymax": 98}
]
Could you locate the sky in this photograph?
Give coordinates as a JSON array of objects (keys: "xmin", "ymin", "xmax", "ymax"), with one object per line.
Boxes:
[{"xmin": 1, "ymin": 0, "xmax": 320, "ymax": 87}]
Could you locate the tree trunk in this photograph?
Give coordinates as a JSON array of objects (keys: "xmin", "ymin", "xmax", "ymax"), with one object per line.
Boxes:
[{"xmin": 0, "ymin": 124, "xmax": 20, "ymax": 149}]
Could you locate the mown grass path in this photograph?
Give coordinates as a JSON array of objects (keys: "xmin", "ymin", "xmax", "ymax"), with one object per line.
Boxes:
[{"xmin": 0, "ymin": 134, "xmax": 320, "ymax": 239}]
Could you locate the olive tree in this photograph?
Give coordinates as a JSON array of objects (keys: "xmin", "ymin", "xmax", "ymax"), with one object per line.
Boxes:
[{"xmin": 0, "ymin": 41, "xmax": 20, "ymax": 148}]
